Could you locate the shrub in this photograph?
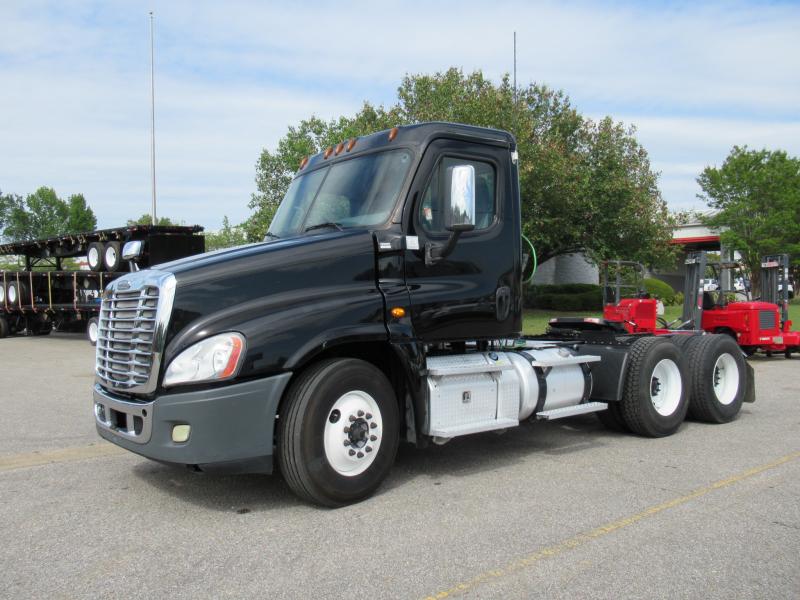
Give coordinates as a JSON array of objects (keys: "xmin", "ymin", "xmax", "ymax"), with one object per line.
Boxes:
[
  {"xmin": 669, "ymin": 291, "xmax": 684, "ymax": 307},
  {"xmin": 643, "ymin": 278, "xmax": 675, "ymax": 303}
]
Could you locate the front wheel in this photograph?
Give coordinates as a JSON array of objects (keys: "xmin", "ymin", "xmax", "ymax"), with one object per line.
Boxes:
[{"xmin": 277, "ymin": 358, "xmax": 399, "ymax": 507}]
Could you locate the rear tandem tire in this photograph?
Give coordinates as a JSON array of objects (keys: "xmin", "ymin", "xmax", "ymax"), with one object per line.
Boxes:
[
  {"xmin": 0, "ymin": 316, "xmax": 9, "ymax": 338},
  {"xmin": 683, "ymin": 334, "xmax": 746, "ymax": 423},
  {"xmin": 277, "ymin": 358, "xmax": 400, "ymax": 507},
  {"xmin": 620, "ymin": 337, "xmax": 689, "ymax": 437}
]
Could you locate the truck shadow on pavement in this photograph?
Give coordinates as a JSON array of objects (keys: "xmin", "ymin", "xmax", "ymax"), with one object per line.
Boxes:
[{"xmin": 130, "ymin": 415, "xmax": 616, "ymax": 512}]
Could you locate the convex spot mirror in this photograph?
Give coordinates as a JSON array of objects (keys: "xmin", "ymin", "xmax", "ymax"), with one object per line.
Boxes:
[{"xmin": 445, "ymin": 164, "xmax": 476, "ymax": 231}]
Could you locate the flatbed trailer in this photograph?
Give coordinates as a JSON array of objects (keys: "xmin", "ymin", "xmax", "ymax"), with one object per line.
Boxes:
[{"xmin": 0, "ymin": 225, "xmax": 204, "ymax": 340}]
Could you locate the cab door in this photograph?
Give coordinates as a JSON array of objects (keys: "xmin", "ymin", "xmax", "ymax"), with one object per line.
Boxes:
[{"xmin": 403, "ymin": 138, "xmax": 521, "ymax": 342}]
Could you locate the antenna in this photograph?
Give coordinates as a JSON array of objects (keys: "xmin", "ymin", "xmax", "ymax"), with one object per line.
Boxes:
[
  {"xmin": 149, "ymin": 11, "xmax": 157, "ymax": 226},
  {"xmin": 513, "ymin": 31, "xmax": 517, "ymax": 105},
  {"xmin": 513, "ymin": 31, "xmax": 518, "ymax": 134}
]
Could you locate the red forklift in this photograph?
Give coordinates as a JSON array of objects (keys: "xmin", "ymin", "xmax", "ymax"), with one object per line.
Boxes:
[{"xmin": 550, "ymin": 254, "xmax": 799, "ymax": 358}]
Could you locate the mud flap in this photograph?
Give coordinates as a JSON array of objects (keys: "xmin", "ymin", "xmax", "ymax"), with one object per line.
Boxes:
[{"xmin": 743, "ymin": 361, "xmax": 756, "ymax": 403}]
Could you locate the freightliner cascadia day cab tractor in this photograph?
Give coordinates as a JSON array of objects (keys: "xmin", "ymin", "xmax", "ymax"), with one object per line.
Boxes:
[{"xmin": 93, "ymin": 123, "xmax": 755, "ymax": 507}]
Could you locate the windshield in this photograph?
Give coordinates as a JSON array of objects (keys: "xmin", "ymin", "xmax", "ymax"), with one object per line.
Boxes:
[{"xmin": 268, "ymin": 149, "xmax": 413, "ymax": 238}]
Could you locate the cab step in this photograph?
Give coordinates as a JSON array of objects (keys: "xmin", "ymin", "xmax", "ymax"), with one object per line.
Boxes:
[{"xmin": 536, "ymin": 402, "xmax": 608, "ymax": 420}]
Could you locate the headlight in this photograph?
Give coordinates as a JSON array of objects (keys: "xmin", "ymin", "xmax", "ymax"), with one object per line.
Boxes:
[{"xmin": 163, "ymin": 332, "xmax": 245, "ymax": 387}]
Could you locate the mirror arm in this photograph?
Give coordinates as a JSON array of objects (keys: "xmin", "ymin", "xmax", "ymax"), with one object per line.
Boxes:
[{"xmin": 424, "ymin": 224, "xmax": 475, "ymax": 266}]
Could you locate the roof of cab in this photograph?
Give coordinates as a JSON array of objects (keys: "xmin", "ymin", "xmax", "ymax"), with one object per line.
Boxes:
[{"xmin": 299, "ymin": 121, "xmax": 516, "ymax": 174}]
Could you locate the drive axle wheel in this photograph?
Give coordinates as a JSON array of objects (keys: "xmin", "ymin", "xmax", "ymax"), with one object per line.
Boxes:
[
  {"xmin": 683, "ymin": 334, "xmax": 745, "ymax": 423},
  {"xmin": 620, "ymin": 337, "xmax": 688, "ymax": 437},
  {"xmin": 278, "ymin": 358, "xmax": 399, "ymax": 507}
]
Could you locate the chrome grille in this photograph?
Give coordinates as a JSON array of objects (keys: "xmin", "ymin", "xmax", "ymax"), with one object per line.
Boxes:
[{"xmin": 95, "ymin": 270, "xmax": 175, "ymax": 394}]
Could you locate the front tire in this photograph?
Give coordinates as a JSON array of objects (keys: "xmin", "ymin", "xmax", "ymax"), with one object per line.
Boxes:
[
  {"xmin": 277, "ymin": 358, "xmax": 399, "ymax": 507},
  {"xmin": 620, "ymin": 337, "xmax": 689, "ymax": 437}
]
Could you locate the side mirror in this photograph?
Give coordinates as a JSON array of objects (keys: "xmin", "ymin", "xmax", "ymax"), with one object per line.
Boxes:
[
  {"xmin": 424, "ymin": 164, "xmax": 476, "ymax": 265},
  {"xmin": 122, "ymin": 240, "xmax": 143, "ymax": 260},
  {"xmin": 446, "ymin": 164, "xmax": 476, "ymax": 231}
]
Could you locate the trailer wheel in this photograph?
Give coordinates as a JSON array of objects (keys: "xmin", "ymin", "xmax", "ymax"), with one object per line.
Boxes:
[
  {"xmin": 0, "ymin": 282, "xmax": 5, "ymax": 305},
  {"xmin": 87, "ymin": 242, "xmax": 104, "ymax": 271},
  {"xmin": 620, "ymin": 337, "xmax": 688, "ymax": 437},
  {"xmin": 86, "ymin": 316, "xmax": 100, "ymax": 346},
  {"xmin": 7, "ymin": 281, "xmax": 28, "ymax": 308},
  {"xmin": 0, "ymin": 316, "xmax": 9, "ymax": 338},
  {"xmin": 103, "ymin": 242, "xmax": 122, "ymax": 272},
  {"xmin": 277, "ymin": 358, "xmax": 399, "ymax": 507},
  {"xmin": 683, "ymin": 334, "xmax": 746, "ymax": 423}
]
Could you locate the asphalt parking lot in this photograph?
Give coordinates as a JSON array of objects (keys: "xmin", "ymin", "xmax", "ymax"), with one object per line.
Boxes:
[{"xmin": 1, "ymin": 333, "xmax": 798, "ymax": 599}]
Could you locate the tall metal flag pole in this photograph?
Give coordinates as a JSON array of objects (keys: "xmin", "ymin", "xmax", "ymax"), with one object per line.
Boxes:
[{"xmin": 149, "ymin": 11, "xmax": 157, "ymax": 225}]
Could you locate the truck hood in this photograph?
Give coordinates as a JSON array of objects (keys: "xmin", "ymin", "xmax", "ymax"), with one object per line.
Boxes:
[{"xmin": 160, "ymin": 228, "xmax": 384, "ymax": 365}]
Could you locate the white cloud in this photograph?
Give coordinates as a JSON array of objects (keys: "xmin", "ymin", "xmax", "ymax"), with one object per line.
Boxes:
[{"xmin": 0, "ymin": 1, "xmax": 798, "ymax": 229}]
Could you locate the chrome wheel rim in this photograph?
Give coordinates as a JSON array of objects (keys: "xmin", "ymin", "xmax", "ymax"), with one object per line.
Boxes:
[
  {"xmin": 88, "ymin": 246, "xmax": 100, "ymax": 268},
  {"xmin": 650, "ymin": 358, "xmax": 682, "ymax": 416},
  {"xmin": 323, "ymin": 390, "xmax": 382, "ymax": 477},
  {"xmin": 104, "ymin": 245, "xmax": 117, "ymax": 268},
  {"xmin": 713, "ymin": 352, "xmax": 738, "ymax": 405}
]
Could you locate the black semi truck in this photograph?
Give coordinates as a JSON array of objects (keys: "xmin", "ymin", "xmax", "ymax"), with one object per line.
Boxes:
[
  {"xmin": 93, "ymin": 123, "xmax": 754, "ymax": 506},
  {"xmin": 0, "ymin": 225, "xmax": 204, "ymax": 340}
]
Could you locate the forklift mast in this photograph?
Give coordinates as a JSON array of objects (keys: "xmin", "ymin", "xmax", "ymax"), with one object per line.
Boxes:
[
  {"xmin": 681, "ymin": 252, "xmax": 706, "ymax": 328},
  {"xmin": 601, "ymin": 260, "xmax": 646, "ymax": 305},
  {"xmin": 761, "ymin": 254, "xmax": 791, "ymax": 327}
]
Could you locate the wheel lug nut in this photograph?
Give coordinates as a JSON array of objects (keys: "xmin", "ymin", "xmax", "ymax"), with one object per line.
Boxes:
[
  {"xmin": 349, "ymin": 449, "xmax": 356, "ymax": 456},
  {"xmin": 365, "ymin": 446, "xmax": 372, "ymax": 453},
  {"xmin": 370, "ymin": 422, "xmax": 377, "ymax": 429},
  {"xmin": 365, "ymin": 413, "xmax": 372, "ymax": 420},
  {"xmin": 357, "ymin": 452, "xmax": 364, "ymax": 458},
  {"xmin": 357, "ymin": 410, "xmax": 364, "ymax": 417},
  {"xmin": 343, "ymin": 440, "xmax": 350, "ymax": 446},
  {"xmin": 349, "ymin": 415, "xmax": 356, "ymax": 422},
  {"xmin": 343, "ymin": 426, "xmax": 350, "ymax": 433},
  {"xmin": 370, "ymin": 435, "xmax": 377, "ymax": 441}
]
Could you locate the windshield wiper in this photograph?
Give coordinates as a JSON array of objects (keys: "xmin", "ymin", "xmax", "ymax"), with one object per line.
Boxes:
[
  {"xmin": 304, "ymin": 222, "xmax": 343, "ymax": 233},
  {"xmin": 264, "ymin": 232, "xmax": 280, "ymax": 240}
]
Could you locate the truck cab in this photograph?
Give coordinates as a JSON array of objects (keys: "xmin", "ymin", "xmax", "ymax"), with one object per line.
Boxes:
[{"xmin": 94, "ymin": 123, "xmax": 752, "ymax": 506}]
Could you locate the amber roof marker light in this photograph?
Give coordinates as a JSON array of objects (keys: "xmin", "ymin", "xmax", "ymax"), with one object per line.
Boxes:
[
  {"xmin": 323, "ymin": 146, "xmax": 333, "ymax": 159},
  {"xmin": 335, "ymin": 142, "xmax": 345, "ymax": 155},
  {"xmin": 298, "ymin": 156, "xmax": 309, "ymax": 170},
  {"xmin": 390, "ymin": 307, "xmax": 406, "ymax": 319},
  {"xmin": 388, "ymin": 127, "xmax": 398, "ymax": 142},
  {"xmin": 346, "ymin": 138, "xmax": 357, "ymax": 152}
]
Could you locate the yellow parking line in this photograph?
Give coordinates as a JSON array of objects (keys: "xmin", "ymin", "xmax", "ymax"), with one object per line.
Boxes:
[
  {"xmin": 0, "ymin": 443, "xmax": 127, "ymax": 473},
  {"xmin": 424, "ymin": 450, "xmax": 800, "ymax": 600}
]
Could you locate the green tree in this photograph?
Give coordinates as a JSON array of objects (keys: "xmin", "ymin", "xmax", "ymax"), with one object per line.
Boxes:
[
  {"xmin": 205, "ymin": 216, "xmax": 248, "ymax": 251},
  {"xmin": 66, "ymin": 194, "xmax": 97, "ymax": 233},
  {"xmin": 698, "ymin": 146, "xmax": 800, "ymax": 294},
  {"xmin": 247, "ymin": 68, "xmax": 675, "ymax": 267},
  {"xmin": 127, "ymin": 214, "xmax": 179, "ymax": 226},
  {"xmin": 0, "ymin": 187, "xmax": 96, "ymax": 241}
]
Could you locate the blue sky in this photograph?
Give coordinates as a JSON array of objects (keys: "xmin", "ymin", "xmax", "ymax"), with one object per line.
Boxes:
[{"xmin": 1, "ymin": 1, "xmax": 799, "ymax": 231}]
